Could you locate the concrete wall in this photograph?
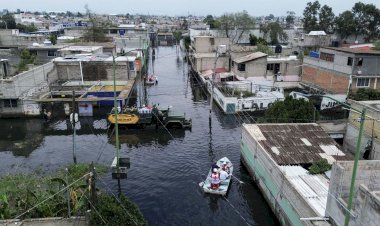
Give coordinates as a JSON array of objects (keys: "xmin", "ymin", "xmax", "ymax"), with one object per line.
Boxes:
[
  {"xmin": 0, "ymin": 29, "xmax": 45, "ymax": 47},
  {"xmin": 194, "ymin": 56, "xmax": 229, "ymax": 72},
  {"xmin": 240, "ymin": 126, "xmax": 318, "ymax": 226},
  {"xmin": 232, "ymin": 58, "xmax": 267, "ymax": 78},
  {"xmin": 55, "ymin": 61, "xmax": 130, "ymax": 82},
  {"xmin": 193, "ymin": 36, "xmax": 229, "ymax": 53},
  {"xmin": 0, "ymin": 62, "xmax": 53, "ymax": 98},
  {"xmin": 326, "ymin": 161, "xmax": 380, "ymax": 226}
]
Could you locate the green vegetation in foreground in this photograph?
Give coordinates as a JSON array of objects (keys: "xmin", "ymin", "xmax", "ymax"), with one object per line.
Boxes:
[
  {"xmin": 352, "ymin": 88, "xmax": 380, "ymax": 101},
  {"xmin": 0, "ymin": 164, "xmax": 146, "ymax": 225},
  {"xmin": 260, "ymin": 96, "xmax": 318, "ymax": 123},
  {"xmin": 309, "ymin": 159, "xmax": 332, "ymax": 175}
]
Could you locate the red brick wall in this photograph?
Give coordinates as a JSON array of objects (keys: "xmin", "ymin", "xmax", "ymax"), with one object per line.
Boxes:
[{"xmin": 302, "ymin": 66, "xmax": 349, "ymax": 94}]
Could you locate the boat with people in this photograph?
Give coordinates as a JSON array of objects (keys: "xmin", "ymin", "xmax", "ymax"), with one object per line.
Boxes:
[
  {"xmin": 107, "ymin": 105, "xmax": 192, "ymax": 129},
  {"xmin": 199, "ymin": 157, "xmax": 233, "ymax": 196},
  {"xmin": 146, "ymin": 74, "xmax": 158, "ymax": 85}
]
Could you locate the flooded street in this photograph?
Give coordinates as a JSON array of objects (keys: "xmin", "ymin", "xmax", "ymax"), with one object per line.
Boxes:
[{"xmin": 0, "ymin": 46, "xmax": 278, "ymax": 226}]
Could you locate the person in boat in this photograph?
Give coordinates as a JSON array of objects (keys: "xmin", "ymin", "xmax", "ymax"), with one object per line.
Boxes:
[
  {"xmin": 221, "ymin": 163, "xmax": 230, "ymax": 174},
  {"xmin": 219, "ymin": 168, "xmax": 229, "ymax": 181},
  {"xmin": 211, "ymin": 162, "xmax": 219, "ymax": 172},
  {"xmin": 210, "ymin": 168, "xmax": 220, "ymax": 190}
]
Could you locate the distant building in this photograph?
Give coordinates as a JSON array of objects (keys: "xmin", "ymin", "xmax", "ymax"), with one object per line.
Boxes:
[{"xmin": 302, "ymin": 45, "xmax": 380, "ymax": 94}]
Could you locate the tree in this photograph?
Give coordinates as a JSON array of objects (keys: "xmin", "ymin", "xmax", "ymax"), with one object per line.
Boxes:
[
  {"xmin": 335, "ymin": 11, "xmax": 357, "ymax": 40},
  {"xmin": 0, "ymin": 13, "xmax": 16, "ymax": 29},
  {"xmin": 256, "ymin": 42, "xmax": 273, "ymax": 55},
  {"xmin": 219, "ymin": 13, "xmax": 235, "ymax": 38},
  {"xmin": 285, "ymin": 11, "xmax": 295, "ymax": 28},
  {"xmin": 17, "ymin": 49, "xmax": 36, "ymax": 72},
  {"xmin": 309, "ymin": 159, "xmax": 331, "ymax": 174},
  {"xmin": 302, "ymin": 1, "xmax": 321, "ymax": 33},
  {"xmin": 261, "ymin": 22, "xmax": 288, "ymax": 44},
  {"xmin": 352, "ymin": 2, "xmax": 380, "ymax": 42},
  {"xmin": 203, "ymin": 15, "xmax": 220, "ymax": 29},
  {"xmin": 374, "ymin": 40, "xmax": 380, "ymax": 50},
  {"xmin": 82, "ymin": 5, "xmax": 107, "ymax": 42},
  {"xmin": 181, "ymin": 19, "xmax": 188, "ymax": 30},
  {"xmin": 218, "ymin": 11, "xmax": 255, "ymax": 43},
  {"xmin": 319, "ymin": 5, "xmax": 335, "ymax": 33},
  {"xmin": 49, "ymin": 34, "xmax": 57, "ymax": 45},
  {"xmin": 352, "ymin": 88, "xmax": 380, "ymax": 100},
  {"xmin": 264, "ymin": 96, "xmax": 318, "ymax": 123},
  {"xmin": 249, "ymin": 34, "xmax": 258, "ymax": 45}
]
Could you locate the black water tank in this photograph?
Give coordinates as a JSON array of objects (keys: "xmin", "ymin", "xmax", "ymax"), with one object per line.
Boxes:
[
  {"xmin": 275, "ymin": 45, "xmax": 282, "ymax": 53},
  {"xmin": 332, "ymin": 40, "xmax": 339, "ymax": 47}
]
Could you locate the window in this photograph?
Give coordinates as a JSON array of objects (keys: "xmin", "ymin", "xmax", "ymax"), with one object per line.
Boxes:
[
  {"xmin": 356, "ymin": 78, "xmax": 369, "ymax": 87},
  {"xmin": 347, "ymin": 57, "xmax": 353, "ymax": 66},
  {"xmin": 3, "ymin": 99, "xmax": 18, "ymax": 108},
  {"xmin": 356, "ymin": 57, "xmax": 363, "ymax": 66},
  {"xmin": 267, "ymin": 64, "xmax": 274, "ymax": 71},
  {"xmin": 320, "ymin": 52, "xmax": 334, "ymax": 62},
  {"xmin": 47, "ymin": 50, "xmax": 56, "ymax": 57},
  {"xmin": 128, "ymin": 61, "xmax": 135, "ymax": 70},
  {"xmin": 238, "ymin": 63, "xmax": 246, "ymax": 72}
]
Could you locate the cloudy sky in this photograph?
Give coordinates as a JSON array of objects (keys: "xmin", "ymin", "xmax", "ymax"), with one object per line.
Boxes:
[{"xmin": 2, "ymin": 0, "xmax": 379, "ymax": 16}]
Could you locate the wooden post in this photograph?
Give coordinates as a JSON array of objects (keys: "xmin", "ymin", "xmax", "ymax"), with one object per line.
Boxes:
[{"xmin": 89, "ymin": 162, "xmax": 97, "ymax": 205}]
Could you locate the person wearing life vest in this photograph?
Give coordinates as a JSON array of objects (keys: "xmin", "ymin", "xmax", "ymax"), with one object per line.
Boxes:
[{"xmin": 210, "ymin": 168, "xmax": 220, "ymax": 190}]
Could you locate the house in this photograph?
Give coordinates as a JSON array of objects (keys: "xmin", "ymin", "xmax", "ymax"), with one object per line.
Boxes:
[
  {"xmin": 344, "ymin": 99, "xmax": 380, "ymax": 160},
  {"xmin": 27, "ymin": 43, "xmax": 71, "ymax": 64},
  {"xmin": 302, "ymin": 45, "xmax": 380, "ymax": 94},
  {"xmin": 232, "ymin": 52, "xmax": 267, "ymax": 78},
  {"xmin": 240, "ymin": 123, "xmax": 352, "ymax": 226},
  {"xmin": 58, "ymin": 46, "xmax": 103, "ymax": 57},
  {"xmin": 190, "ymin": 36, "xmax": 230, "ymax": 72},
  {"xmin": 326, "ymin": 160, "xmax": 380, "ymax": 226}
]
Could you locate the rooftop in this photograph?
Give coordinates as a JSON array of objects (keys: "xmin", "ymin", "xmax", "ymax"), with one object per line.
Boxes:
[
  {"xmin": 244, "ymin": 123, "xmax": 352, "ymax": 165},
  {"xmin": 234, "ymin": 52, "xmax": 267, "ymax": 64},
  {"xmin": 323, "ymin": 46, "xmax": 380, "ymax": 55},
  {"xmin": 58, "ymin": 46, "xmax": 103, "ymax": 53}
]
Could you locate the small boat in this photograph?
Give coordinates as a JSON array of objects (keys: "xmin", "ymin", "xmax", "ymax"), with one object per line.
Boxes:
[
  {"xmin": 146, "ymin": 75, "xmax": 158, "ymax": 85},
  {"xmin": 199, "ymin": 157, "xmax": 233, "ymax": 196}
]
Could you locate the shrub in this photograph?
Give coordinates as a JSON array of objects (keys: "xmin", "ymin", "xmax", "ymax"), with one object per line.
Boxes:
[{"xmin": 309, "ymin": 159, "xmax": 331, "ymax": 174}]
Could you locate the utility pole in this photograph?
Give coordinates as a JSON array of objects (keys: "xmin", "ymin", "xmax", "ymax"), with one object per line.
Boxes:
[
  {"xmin": 209, "ymin": 51, "xmax": 219, "ymax": 124},
  {"xmin": 344, "ymin": 108, "xmax": 366, "ymax": 226},
  {"xmin": 71, "ymin": 90, "xmax": 77, "ymax": 164}
]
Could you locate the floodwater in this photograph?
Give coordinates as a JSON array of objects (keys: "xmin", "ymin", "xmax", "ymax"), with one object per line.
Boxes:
[{"xmin": 0, "ymin": 47, "xmax": 279, "ymax": 226}]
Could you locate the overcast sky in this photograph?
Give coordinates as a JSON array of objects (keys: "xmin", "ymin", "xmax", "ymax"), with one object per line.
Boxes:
[{"xmin": 2, "ymin": 0, "xmax": 379, "ymax": 16}]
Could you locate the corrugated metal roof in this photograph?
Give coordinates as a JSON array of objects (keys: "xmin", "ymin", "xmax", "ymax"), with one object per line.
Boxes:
[
  {"xmin": 233, "ymin": 52, "xmax": 267, "ymax": 64},
  {"xmin": 244, "ymin": 123, "xmax": 353, "ymax": 165},
  {"xmin": 281, "ymin": 166, "xmax": 329, "ymax": 217}
]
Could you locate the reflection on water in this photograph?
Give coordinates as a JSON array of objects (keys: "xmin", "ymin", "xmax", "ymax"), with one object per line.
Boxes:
[{"xmin": 0, "ymin": 46, "xmax": 279, "ymax": 226}]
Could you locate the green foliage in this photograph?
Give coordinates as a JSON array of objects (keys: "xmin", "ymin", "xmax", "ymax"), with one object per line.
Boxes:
[
  {"xmin": 352, "ymin": 2, "xmax": 380, "ymax": 42},
  {"xmin": 222, "ymin": 87, "xmax": 255, "ymax": 98},
  {"xmin": 82, "ymin": 6, "xmax": 107, "ymax": 42},
  {"xmin": 319, "ymin": 5, "xmax": 335, "ymax": 34},
  {"xmin": 303, "ymin": 1, "xmax": 321, "ymax": 33},
  {"xmin": 49, "ymin": 34, "xmax": 57, "ymax": 45},
  {"xmin": 261, "ymin": 22, "xmax": 288, "ymax": 44},
  {"xmin": 0, "ymin": 13, "xmax": 16, "ymax": 29},
  {"xmin": 264, "ymin": 96, "xmax": 318, "ymax": 123},
  {"xmin": 218, "ymin": 11, "xmax": 255, "ymax": 42},
  {"xmin": 17, "ymin": 49, "xmax": 36, "ymax": 72},
  {"xmin": 374, "ymin": 40, "xmax": 380, "ymax": 50},
  {"xmin": 256, "ymin": 43, "xmax": 273, "ymax": 55},
  {"xmin": 285, "ymin": 11, "xmax": 295, "ymax": 28},
  {"xmin": 16, "ymin": 23, "xmax": 38, "ymax": 33},
  {"xmin": 0, "ymin": 163, "xmax": 110, "ymax": 220},
  {"xmin": 309, "ymin": 159, "xmax": 331, "ymax": 174},
  {"xmin": 352, "ymin": 88, "xmax": 380, "ymax": 101},
  {"xmin": 249, "ymin": 34, "xmax": 258, "ymax": 45},
  {"xmin": 89, "ymin": 193, "xmax": 146, "ymax": 226},
  {"xmin": 203, "ymin": 15, "xmax": 220, "ymax": 29},
  {"xmin": 335, "ymin": 11, "xmax": 357, "ymax": 39},
  {"xmin": 173, "ymin": 31, "xmax": 182, "ymax": 43},
  {"xmin": 184, "ymin": 36, "xmax": 191, "ymax": 50}
]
